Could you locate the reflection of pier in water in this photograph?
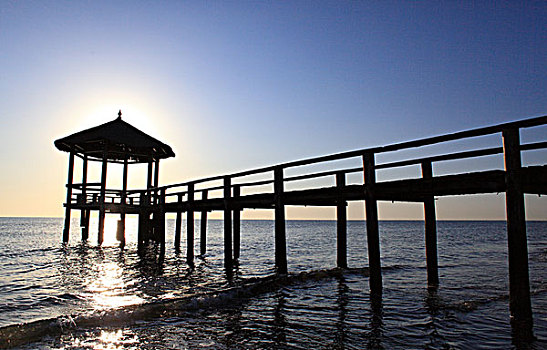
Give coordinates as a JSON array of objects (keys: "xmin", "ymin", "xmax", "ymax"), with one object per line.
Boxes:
[{"xmin": 56, "ymin": 113, "xmax": 547, "ymax": 340}]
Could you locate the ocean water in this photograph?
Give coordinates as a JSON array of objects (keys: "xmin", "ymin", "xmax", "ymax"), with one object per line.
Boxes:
[{"xmin": 0, "ymin": 217, "xmax": 545, "ymax": 349}]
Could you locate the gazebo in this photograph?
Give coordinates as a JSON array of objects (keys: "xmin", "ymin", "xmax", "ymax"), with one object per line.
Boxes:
[{"xmin": 54, "ymin": 111, "xmax": 175, "ymax": 245}]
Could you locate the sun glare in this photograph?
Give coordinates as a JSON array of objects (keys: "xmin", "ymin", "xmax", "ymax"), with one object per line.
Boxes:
[{"xmin": 81, "ymin": 104, "xmax": 161, "ymax": 136}]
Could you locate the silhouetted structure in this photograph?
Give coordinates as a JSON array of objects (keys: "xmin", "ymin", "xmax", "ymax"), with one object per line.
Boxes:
[
  {"xmin": 56, "ymin": 113, "xmax": 547, "ymax": 340},
  {"xmin": 54, "ymin": 110, "xmax": 174, "ymax": 247}
]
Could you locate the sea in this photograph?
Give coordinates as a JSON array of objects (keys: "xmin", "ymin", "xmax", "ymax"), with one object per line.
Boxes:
[{"xmin": 0, "ymin": 217, "xmax": 545, "ymax": 349}]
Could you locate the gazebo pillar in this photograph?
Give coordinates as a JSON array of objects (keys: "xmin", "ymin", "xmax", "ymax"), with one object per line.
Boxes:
[
  {"xmin": 117, "ymin": 157, "xmax": 128, "ymax": 246},
  {"xmin": 154, "ymin": 159, "xmax": 160, "ymax": 192},
  {"xmin": 98, "ymin": 148, "xmax": 108, "ymax": 245},
  {"xmin": 152, "ymin": 159, "xmax": 164, "ymax": 243},
  {"xmin": 62, "ymin": 152, "xmax": 75, "ymax": 243},
  {"xmin": 80, "ymin": 155, "xmax": 89, "ymax": 240}
]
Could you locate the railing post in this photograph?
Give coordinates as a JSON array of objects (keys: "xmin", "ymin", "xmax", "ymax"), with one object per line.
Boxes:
[
  {"xmin": 200, "ymin": 190, "xmax": 208, "ymax": 255},
  {"xmin": 274, "ymin": 167, "xmax": 288, "ymax": 274},
  {"xmin": 421, "ymin": 161, "xmax": 439, "ymax": 287},
  {"xmin": 336, "ymin": 171, "xmax": 347, "ymax": 269},
  {"xmin": 233, "ymin": 185, "xmax": 241, "ymax": 261},
  {"xmin": 62, "ymin": 152, "xmax": 74, "ymax": 243},
  {"xmin": 502, "ymin": 128, "xmax": 533, "ymax": 339},
  {"xmin": 363, "ymin": 152, "xmax": 382, "ymax": 294},
  {"xmin": 187, "ymin": 183, "xmax": 195, "ymax": 265},
  {"xmin": 224, "ymin": 177, "xmax": 233, "ymax": 269},
  {"xmin": 175, "ymin": 193, "xmax": 183, "ymax": 251}
]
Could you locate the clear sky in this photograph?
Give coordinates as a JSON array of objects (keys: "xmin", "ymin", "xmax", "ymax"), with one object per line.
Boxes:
[{"xmin": 1, "ymin": 1, "xmax": 545, "ymax": 220}]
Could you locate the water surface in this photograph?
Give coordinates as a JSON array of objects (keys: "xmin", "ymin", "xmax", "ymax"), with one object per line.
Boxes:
[{"xmin": 0, "ymin": 218, "xmax": 545, "ymax": 349}]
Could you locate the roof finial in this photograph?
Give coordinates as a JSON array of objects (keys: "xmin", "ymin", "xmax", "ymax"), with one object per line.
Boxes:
[{"xmin": 118, "ymin": 110, "xmax": 122, "ymax": 119}]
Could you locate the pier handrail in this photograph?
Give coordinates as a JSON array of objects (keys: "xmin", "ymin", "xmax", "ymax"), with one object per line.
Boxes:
[{"xmin": 153, "ymin": 115, "xmax": 546, "ymax": 199}]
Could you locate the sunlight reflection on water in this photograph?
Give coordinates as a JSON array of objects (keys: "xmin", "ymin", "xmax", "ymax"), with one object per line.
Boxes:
[
  {"xmin": 95, "ymin": 329, "xmax": 139, "ymax": 350},
  {"xmin": 86, "ymin": 261, "xmax": 144, "ymax": 310}
]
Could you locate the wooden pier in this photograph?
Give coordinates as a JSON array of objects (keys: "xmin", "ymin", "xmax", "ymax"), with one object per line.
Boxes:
[{"xmin": 56, "ymin": 113, "xmax": 547, "ymax": 340}]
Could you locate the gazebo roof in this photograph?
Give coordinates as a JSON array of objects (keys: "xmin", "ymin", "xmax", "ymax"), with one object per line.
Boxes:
[{"xmin": 54, "ymin": 112, "xmax": 175, "ymax": 163}]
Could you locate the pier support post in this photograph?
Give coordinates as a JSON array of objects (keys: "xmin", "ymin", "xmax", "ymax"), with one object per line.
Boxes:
[
  {"xmin": 137, "ymin": 210, "xmax": 146, "ymax": 253},
  {"xmin": 119, "ymin": 158, "xmax": 128, "ymax": 247},
  {"xmin": 421, "ymin": 161, "xmax": 439, "ymax": 287},
  {"xmin": 224, "ymin": 177, "xmax": 233, "ymax": 269},
  {"xmin": 98, "ymin": 151, "xmax": 108, "ymax": 245},
  {"xmin": 82, "ymin": 210, "xmax": 90, "ymax": 240},
  {"xmin": 200, "ymin": 190, "xmax": 208, "ymax": 255},
  {"xmin": 175, "ymin": 194, "xmax": 182, "ymax": 251},
  {"xmin": 158, "ymin": 189, "xmax": 166, "ymax": 253},
  {"xmin": 336, "ymin": 172, "xmax": 347, "ymax": 269},
  {"xmin": 62, "ymin": 152, "xmax": 74, "ymax": 243},
  {"xmin": 80, "ymin": 155, "xmax": 88, "ymax": 241},
  {"xmin": 274, "ymin": 167, "xmax": 288, "ymax": 274},
  {"xmin": 503, "ymin": 128, "xmax": 533, "ymax": 339},
  {"xmin": 187, "ymin": 183, "xmax": 195, "ymax": 265},
  {"xmin": 233, "ymin": 185, "xmax": 241, "ymax": 261},
  {"xmin": 363, "ymin": 152, "xmax": 382, "ymax": 294}
]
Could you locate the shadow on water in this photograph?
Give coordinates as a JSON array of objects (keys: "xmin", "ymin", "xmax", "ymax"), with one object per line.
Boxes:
[
  {"xmin": 368, "ymin": 291, "xmax": 384, "ymax": 349},
  {"xmin": 272, "ymin": 289, "xmax": 288, "ymax": 347},
  {"xmin": 423, "ymin": 286, "xmax": 453, "ymax": 349},
  {"xmin": 335, "ymin": 274, "xmax": 349, "ymax": 347},
  {"xmin": 135, "ymin": 243, "xmax": 165, "ymax": 277}
]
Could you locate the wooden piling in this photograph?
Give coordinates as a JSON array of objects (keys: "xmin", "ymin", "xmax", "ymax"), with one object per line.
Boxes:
[
  {"xmin": 175, "ymin": 194, "xmax": 183, "ymax": 251},
  {"xmin": 224, "ymin": 177, "xmax": 233, "ymax": 269},
  {"xmin": 233, "ymin": 185, "xmax": 241, "ymax": 261},
  {"xmin": 200, "ymin": 190, "xmax": 208, "ymax": 255},
  {"xmin": 62, "ymin": 152, "xmax": 75, "ymax": 242},
  {"xmin": 421, "ymin": 161, "xmax": 439, "ymax": 287},
  {"xmin": 159, "ymin": 189, "xmax": 166, "ymax": 252},
  {"xmin": 274, "ymin": 167, "xmax": 288, "ymax": 274},
  {"xmin": 336, "ymin": 172, "xmax": 347, "ymax": 269},
  {"xmin": 141, "ymin": 161, "xmax": 153, "ymax": 251},
  {"xmin": 119, "ymin": 158, "xmax": 128, "ymax": 247},
  {"xmin": 80, "ymin": 155, "xmax": 88, "ymax": 240},
  {"xmin": 363, "ymin": 152, "xmax": 382, "ymax": 294},
  {"xmin": 82, "ymin": 209, "xmax": 90, "ymax": 241},
  {"xmin": 98, "ymin": 151, "xmax": 108, "ymax": 245},
  {"xmin": 187, "ymin": 183, "xmax": 195, "ymax": 264},
  {"xmin": 502, "ymin": 128, "xmax": 533, "ymax": 338},
  {"xmin": 137, "ymin": 201, "xmax": 146, "ymax": 252}
]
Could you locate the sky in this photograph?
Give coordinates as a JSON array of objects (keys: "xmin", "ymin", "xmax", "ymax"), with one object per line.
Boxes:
[{"xmin": 0, "ymin": 1, "xmax": 546, "ymax": 220}]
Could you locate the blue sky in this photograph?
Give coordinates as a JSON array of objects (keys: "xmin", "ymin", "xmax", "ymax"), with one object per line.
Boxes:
[{"xmin": 0, "ymin": 1, "xmax": 545, "ymax": 219}]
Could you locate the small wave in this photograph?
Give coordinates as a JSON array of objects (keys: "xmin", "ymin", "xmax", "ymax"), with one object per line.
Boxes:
[
  {"xmin": 429, "ymin": 292, "xmax": 510, "ymax": 313},
  {"xmin": 0, "ymin": 267, "xmax": 369, "ymax": 348},
  {"xmin": 37, "ymin": 293, "xmax": 84, "ymax": 306}
]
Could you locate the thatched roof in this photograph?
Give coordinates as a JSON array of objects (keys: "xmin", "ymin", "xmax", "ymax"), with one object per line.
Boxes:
[{"xmin": 54, "ymin": 113, "xmax": 175, "ymax": 163}]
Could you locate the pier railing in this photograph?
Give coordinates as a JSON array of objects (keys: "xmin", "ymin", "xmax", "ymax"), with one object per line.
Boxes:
[
  {"xmin": 151, "ymin": 115, "xmax": 546, "ymax": 205},
  {"xmin": 65, "ymin": 116, "xmax": 546, "ymax": 212}
]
